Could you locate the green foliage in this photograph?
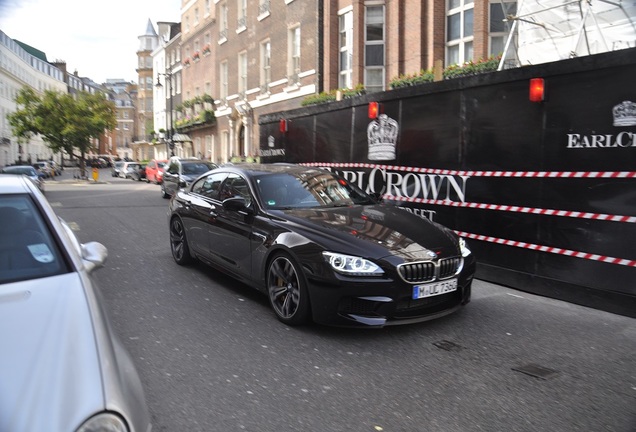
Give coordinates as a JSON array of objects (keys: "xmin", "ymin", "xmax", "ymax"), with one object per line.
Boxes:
[
  {"xmin": 389, "ymin": 55, "xmax": 502, "ymax": 88},
  {"xmin": 8, "ymin": 87, "xmax": 116, "ymax": 162},
  {"xmin": 175, "ymin": 109, "xmax": 215, "ymax": 129},
  {"xmin": 389, "ymin": 69, "xmax": 435, "ymax": 89},
  {"xmin": 301, "ymin": 84, "xmax": 366, "ymax": 106}
]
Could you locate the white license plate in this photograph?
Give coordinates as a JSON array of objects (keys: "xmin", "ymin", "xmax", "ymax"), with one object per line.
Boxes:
[{"xmin": 412, "ymin": 279, "xmax": 458, "ymax": 299}]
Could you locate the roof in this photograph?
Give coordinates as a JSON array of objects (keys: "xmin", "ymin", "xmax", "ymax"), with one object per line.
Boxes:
[{"xmin": 14, "ymin": 40, "xmax": 48, "ymax": 62}]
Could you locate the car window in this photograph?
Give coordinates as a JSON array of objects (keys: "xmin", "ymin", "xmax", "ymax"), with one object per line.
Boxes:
[
  {"xmin": 192, "ymin": 172, "xmax": 227, "ymax": 199},
  {"xmin": 182, "ymin": 162, "xmax": 215, "ymax": 176},
  {"xmin": 219, "ymin": 174, "xmax": 252, "ymax": 206},
  {"xmin": 0, "ymin": 195, "xmax": 69, "ymax": 284}
]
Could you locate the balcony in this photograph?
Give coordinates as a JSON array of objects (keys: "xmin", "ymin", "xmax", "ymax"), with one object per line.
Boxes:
[{"xmin": 175, "ymin": 110, "xmax": 216, "ymax": 133}]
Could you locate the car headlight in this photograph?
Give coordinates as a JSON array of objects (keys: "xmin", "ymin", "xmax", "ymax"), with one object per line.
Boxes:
[
  {"xmin": 459, "ymin": 237, "xmax": 472, "ymax": 257},
  {"xmin": 322, "ymin": 252, "xmax": 384, "ymax": 276},
  {"xmin": 76, "ymin": 412, "xmax": 128, "ymax": 432}
]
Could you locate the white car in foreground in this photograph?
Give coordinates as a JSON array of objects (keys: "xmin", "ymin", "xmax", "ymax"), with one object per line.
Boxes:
[{"xmin": 0, "ymin": 175, "xmax": 151, "ymax": 432}]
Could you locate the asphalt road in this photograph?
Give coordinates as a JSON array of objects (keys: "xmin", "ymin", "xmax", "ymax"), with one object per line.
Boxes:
[{"xmin": 44, "ymin": 169, "xmax": 636, "ymax": 432}]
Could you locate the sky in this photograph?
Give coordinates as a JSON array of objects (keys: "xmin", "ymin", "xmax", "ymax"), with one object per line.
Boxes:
[{"xmin": 0, "ymin": 0, "xmax": 181, "ymax": 84}]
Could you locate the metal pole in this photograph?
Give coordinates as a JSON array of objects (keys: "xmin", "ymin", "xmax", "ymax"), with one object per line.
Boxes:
[{"xmin": 168, "ymin": 71, "xmax": 175, "ymax": 157}]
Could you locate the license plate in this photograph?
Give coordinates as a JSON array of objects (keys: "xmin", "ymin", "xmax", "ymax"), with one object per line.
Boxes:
[{"xmin": 413, "ymin": 279, "xmax": 458, "ymax": 299}]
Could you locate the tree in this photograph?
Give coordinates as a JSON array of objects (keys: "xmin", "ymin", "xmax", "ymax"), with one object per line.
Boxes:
[{"xmin": 8, "ymin": 87, "xmax": 116, "ymax": 176}]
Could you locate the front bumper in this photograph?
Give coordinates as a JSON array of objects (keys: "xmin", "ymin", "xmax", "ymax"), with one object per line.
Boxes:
[{"xmin": 306, "ymin": 256, "xmax": 475, "ymax": 328}]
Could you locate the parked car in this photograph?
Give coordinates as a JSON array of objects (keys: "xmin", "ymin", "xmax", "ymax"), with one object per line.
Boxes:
[
  {"xmin": 47, "ymin": 160, "xmax": 62, "ymax": 176},
  {"xmin": 161, "ymin": 157, "xmax": 217, "ymax": 198},
  {"xmin": 111, "ymin": 161, "xmax": 125, "ymax": 177},
  {"xmin": 129, "ymin": 163, "xmax": 147, "ymax": 182},
  {"xmin": 145, "ymin": 159, "xmax": 168, "ymax": 184},
  {"xmin": 167, "ymin": 163, "xmax": 476, "ymax": 327},
  {"xmin": 0, "ymin": 175, "xmax": 151, "ymax": 432},
  {"xmin": 0, "ymin": 165, "xmax": 45, "ymax": 193},
  {"xmin": 120, "ymin": 162, "xmax": 142, "ymax": 179},
  {"xmin": 32, "ymin": 161, "xmax": 52, "ymax": 178}
]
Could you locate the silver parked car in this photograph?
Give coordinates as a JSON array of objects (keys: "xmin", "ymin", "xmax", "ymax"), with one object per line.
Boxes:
[
  {"xmin": 0, "ymin": 175, "xmax": 151, "ymax": 432},
  {"xmin": 0, "ymin": 165, "xmax": 45, "ymax": 193}
]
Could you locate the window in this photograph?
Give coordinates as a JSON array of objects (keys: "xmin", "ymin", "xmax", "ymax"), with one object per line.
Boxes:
[
  {"xmin": 364, "ymin": 5, "xmax": 385, "ymax": 93},
  {"xmin": 260, "ymin": 40, "xmax": 271, "ymax": 92},
  {"xmin": 220, "ymin": 61, "xmax": 228, "ymax": 100},
  {"xmin": 194, "ymin": 8, "xmax": 200, "ymax": 25},
  {"xmin": 489, "ymin": 1, "xmax": 517, "ymax": 58},
  {"xmin": 288, "ymin": 26, "xmax": 301, "ymax": 84},
  {"xmin": 237, "ymin": 0, "xmax": 247, "ymax": 30},
  {"xmin": 446, "ymin": 0, "xmax": 474, "ymax": 66},
  {"xmin": 259, "ymin": 0, "xmax": 271, "ymax": 17},
  {"xmin": 220, "ymin": 3, "xmax": 228, "ymax": 41},
  {"xmin": 205, "ymin": 0, "xmax": 211, "ymax": 16},
  {"xmin": 339, "ymin": 10, "xmax": 353, "ymax": 89},
  {"xmin": 238, "ymin": 51, "xmax": 248, "ymax": 94}
]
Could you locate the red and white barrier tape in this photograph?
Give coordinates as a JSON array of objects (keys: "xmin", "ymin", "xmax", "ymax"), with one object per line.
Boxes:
[
  {"xmin": 387, "ymin": 195, "xmax": 636, "ymax": 223},
  {"xmin": 306, "ymin": 162, "xmax": 636, "ymax": 178},
  {"xmin": 455, "ymin": 231, "xmax": 636, "ymax": 267}
]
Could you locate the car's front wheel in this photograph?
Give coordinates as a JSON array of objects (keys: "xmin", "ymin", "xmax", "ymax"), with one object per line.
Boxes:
[
  {"xmin": 267, "ymin": 253, "xmax": 310, "ymax": 325},
  {"xmin": 170, "ymin": 217, "xmax": 193, "ymax": 265}
]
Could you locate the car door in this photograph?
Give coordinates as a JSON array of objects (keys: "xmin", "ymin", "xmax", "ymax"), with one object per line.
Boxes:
[
  {"xmin": 163, "ymin": 159, "xmax": 180, "ymax": 196},
  {"xmin": 183, "ymin": 172, "xmax": 228, "ymax": 257},
  {"xmin": 207, "ymin": 173, "xmax": 254, "ymax": 280}
]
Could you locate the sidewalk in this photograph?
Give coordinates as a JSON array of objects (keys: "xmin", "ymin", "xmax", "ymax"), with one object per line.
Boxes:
[{"xmin": 46, "ymin": 167, "xmax": 110, "ymax": 184}]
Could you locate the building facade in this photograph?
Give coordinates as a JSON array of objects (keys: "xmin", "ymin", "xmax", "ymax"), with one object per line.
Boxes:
[{"xmin": 0, "ymin": 31, "xmax": 67, "ymax": 167}]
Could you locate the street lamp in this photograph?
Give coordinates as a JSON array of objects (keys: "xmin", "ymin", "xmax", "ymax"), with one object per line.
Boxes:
[{"xmin": 155, "ymin": 71, "xmax": 175, "ymax": 157}]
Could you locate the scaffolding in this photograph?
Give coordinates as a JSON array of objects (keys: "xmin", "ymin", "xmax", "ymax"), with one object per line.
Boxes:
[{"xmin": 498, "ymin": 0, "xmax": 636, "ymax": 70}]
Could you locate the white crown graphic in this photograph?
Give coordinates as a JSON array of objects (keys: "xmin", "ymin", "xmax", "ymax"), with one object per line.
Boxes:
[
  {"xmin": 367, "ymin": 114, "xmax": 398, "ymax": 161},
  {"xmin": 613, "ymin": 101, "xmax": 636, "ymax": 127}
]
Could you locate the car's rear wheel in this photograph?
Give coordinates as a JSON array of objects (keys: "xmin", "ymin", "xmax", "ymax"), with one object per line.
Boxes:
[
  {"xmin": 267, "ymin": 253, "xmax": 310, "ymax": 325},
  {"xmin": 170, "ymin": 217, "xmax": 193, "ymax": 265}
]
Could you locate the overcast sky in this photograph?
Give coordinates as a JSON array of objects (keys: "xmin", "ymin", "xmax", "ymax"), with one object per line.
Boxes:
[{"xmin": 0, "ymin": 0, "xmax": 180, "ymax": 84}]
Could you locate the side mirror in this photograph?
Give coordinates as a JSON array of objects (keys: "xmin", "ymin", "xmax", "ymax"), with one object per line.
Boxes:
[{"xmin": 223, "ymin": 196, "xmax": 248, "ymax": 212}]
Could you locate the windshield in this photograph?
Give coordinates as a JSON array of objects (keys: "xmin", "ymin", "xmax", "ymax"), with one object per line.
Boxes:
[
  {"xmin": 2, "ymin": 167, "xmax": 37, "ymax": 176},
  {"xmin": 255, "ymin": 171, "xmax": 375, "ymax": 209},
  {"xmin": 182, "ymin": 162, "xmax": 216, "ymax": 176},
  {"xmin": 0, "ymin": 195, "xmax": 69, "ymax": 284}
]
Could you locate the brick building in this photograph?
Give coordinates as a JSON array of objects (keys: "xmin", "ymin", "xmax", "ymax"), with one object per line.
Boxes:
[{"xmin": 164, "ymin": 0, "xmax": 517, "ymax": 164}]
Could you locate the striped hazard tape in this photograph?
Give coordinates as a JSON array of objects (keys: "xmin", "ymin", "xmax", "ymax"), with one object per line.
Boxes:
[
  {"xmin": 386, "ymin": 195, "xmax": 636, "ymax": 223},
  {"xmin": 455, "ymin": 231, "xmax": 636, "ymax": 268},
  {"xmin": 306, "ymin": 162, "xmax": 636, "ymax": 178}
]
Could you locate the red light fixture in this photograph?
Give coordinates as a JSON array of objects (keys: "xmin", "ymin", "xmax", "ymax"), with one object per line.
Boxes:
[
  {"xmin": 529, "ymin": 78, "xmax": 545, "ymax": 102},
  {"xmin": 368, "ymin": 102, "xmax": 382, "ymax": 119},
  {"xmin": 279, "ymin": 119, "xmax": 288, "ymax": 133}
]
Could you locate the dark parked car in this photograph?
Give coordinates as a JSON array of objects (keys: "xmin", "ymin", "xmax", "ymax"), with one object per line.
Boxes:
[
  {"xmin": 161, "ymin": 157, "xmax": 217, "ymax": 198},
  {"xmin": 129, "ymin": 163, "xmax": 147, "ymax": 181},
  {"xmin": 0, "ymin": 175, "xmax": 151, "ymax": 432},
  {"xmin": 167, "ymin": 163, "xmax": 475, "ymax": 327}
]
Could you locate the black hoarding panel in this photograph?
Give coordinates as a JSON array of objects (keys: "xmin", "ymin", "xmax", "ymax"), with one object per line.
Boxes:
[{"xmin": 258, "ymin": 48, "xmax": 636, "ymax": 317}]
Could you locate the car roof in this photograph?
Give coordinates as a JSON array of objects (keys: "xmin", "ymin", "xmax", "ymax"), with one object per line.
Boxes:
[
  {"xmin": 213, "ymin": 163, "xmax": 319, "ymax": 176},
  {"xmin": 0, "ymin": 173, "xmax": 36, "ymax": 194}
]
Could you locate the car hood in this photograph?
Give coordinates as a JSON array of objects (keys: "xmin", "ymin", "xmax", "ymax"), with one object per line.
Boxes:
[
  {"xmin": 0, "ymin": 273, "xmax": 104, "ymax": 432},
  {"xmin": 271, "ymin": 204, "xmax": 460, "ymax": 261}
]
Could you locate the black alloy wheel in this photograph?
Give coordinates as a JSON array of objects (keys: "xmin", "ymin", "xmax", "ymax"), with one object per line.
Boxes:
[
  {"xmin": 170, "ymin": 217, "xmax": 193, "ymax": 265},
  {"xmin": 267, "ymin": 253, "xmax": 310, "ymax": 325}
]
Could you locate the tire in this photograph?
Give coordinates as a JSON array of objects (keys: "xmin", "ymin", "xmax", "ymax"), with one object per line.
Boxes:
[
  {"xmin": 161, "ymin": 183, "xmax": 170, "ymax": 199},
  {"xmin": 170, "ymin": 217, "xmax": 193, "ymax": 265},
  {"xmin": 267, "ymin": 253, "xmax": 310, "ymax": 325}
]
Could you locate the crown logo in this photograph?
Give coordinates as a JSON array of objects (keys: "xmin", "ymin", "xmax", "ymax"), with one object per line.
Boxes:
[
  {"xmin": 613, "ymin": 101, "xmax": 636, "ymax": 127},
  {"xmin": 367, "ymin": 114, "xmax": 398, "ymax": 161}
]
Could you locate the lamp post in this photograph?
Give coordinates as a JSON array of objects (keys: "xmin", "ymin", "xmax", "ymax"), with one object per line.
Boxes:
[{"xmin": 155, "ymin": 71, "xmax": 175, "ymax": 158}]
